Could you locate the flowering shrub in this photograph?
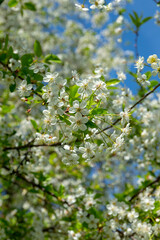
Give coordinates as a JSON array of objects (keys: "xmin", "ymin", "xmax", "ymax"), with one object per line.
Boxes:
[{"xmin": 0, "ymin": 0, "xmax": 160, "ymax": 239}]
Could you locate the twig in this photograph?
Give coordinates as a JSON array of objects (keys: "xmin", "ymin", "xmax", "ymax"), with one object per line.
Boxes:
[
  {"xmin": 96, "ymin": 83, "xmax": 160, "ymax": 135},
  {"xmin": 129, "ymin": 175, "xmax": 160, "ymax": 202}
]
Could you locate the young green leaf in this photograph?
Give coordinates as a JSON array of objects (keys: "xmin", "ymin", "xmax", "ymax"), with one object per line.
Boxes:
[
  {"xmin": 24, "ymin": 2, "xmax": 36, "ymax": 11},
  {"xmin": 44, "ymin": 54, "xmax": 62, "ymax": 64},
  {"xmin": 8, "ymin": 0, "xmax": 18, "ymax": 7},
  {"xmin": 106, "ymin": 79, "xmax": 120, "ymax": 86},
  {"xmin": 34, "ymin": 40, "xmax": 42, "ymax": 57}
]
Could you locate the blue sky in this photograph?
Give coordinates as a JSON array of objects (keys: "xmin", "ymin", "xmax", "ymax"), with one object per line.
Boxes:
[
  {"xmin": 121, "ymin": 0, "xmax": 160, "ymax": 92},
  {"xmin": 78, "ymin": 1, "xmax": 160, "ymax": 92},
  {"xmin": 126, "ymin": 0, "xmax": 159, "ymax": 58}
]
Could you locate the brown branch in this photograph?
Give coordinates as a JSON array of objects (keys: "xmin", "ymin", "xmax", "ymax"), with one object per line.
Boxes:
[
  {"xmin": 129, "ymin": 175, "xmax": 160, "ymax": 202},
  {"xmin": 97, "ymin": 83, "xmax": 160, "ymax": 135},
  {"xmin": 3, "ymin": 166, "xmax": 70, "ymax": 207},
  {"xmin": 3, "ymin": 142, "xmax": 62, "ymax": 151}
]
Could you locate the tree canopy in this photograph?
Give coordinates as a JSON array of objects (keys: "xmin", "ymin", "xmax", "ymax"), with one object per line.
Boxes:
[{"xmin": 0, "ymin": 0, "xmax": 160, "ymax": 239}]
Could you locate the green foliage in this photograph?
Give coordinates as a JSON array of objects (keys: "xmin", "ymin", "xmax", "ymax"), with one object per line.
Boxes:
[
  {"xmin": 106, "ymin": 79, "xmax": 120, "ymax": 86},
  {"xmin": 8, "ymin": 0, "xmax": 18, "ymax": 7},
  {"xmin": 23, "ymin": 2, "xmax": 36, "ymax": 11},
  {"xmin": 129, "ymin": 11, "xmax": 152, "ymax": 30},
  {"xmin": 21, "ymin": 54, "xmax": 33, "ymax": 67},
  {"xmin": 44, "ymin": 54, "xmax": 62, "ymax": 64},
  {"xmin": 34, "ymin": 40, "xmax": 42, "ymax": 57}
]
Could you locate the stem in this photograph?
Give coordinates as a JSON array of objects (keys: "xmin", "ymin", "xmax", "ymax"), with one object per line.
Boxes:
[
  {"xmin": 135, "ymin": 29, "xmax": 139, "ymax": 58},
  {"xmin": 129, "ymin": 175, "xmax": 160, "ymax": 202},
  {"xmin": 96, "ymin": 83, "xmax": 160, "ymax": 134}
]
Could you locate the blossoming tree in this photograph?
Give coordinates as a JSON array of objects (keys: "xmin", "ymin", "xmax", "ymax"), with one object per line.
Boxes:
[{"xmin": 0, "ymin": 0, "xmax": 160, "ymax": 239}]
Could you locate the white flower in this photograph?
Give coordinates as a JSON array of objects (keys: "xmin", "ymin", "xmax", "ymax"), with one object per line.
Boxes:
[
  {"xmin": 107, "ymin": 201, "xmax": 119, "ymax": 216},
  {"xmin": 71, "ymin": 70, "xmax": 79, "ymax": 82},
  {"xmin": 134, "ymin": 221, "xmax": 152, "ymax": 237},
  {"xmin": 77, "ymin": 79, "xmax": 93, "ymax": 96},
  {"xmin": 17, "ymin": 80, "xmax": 32, "ymax": 97},
  {"xmin": 112, "ymin": 134, "xmax": 125, "ymax": 153},
  {"xmin": 42, "ymin": 86, "xmax": 51, "ymax": 100},
  {"xmin": 137, "ymin": 72, "xmax": 150, "ymax": 87},
  {"xmin": 117, "ymin": 71, "xmax": 126, "ymax": 81},
  {"xmin": 140, "ymin": 197, "xmax": 155, "ymax": 211},
  {"xmin": 90, "ymin": 0, "xmax": 105, "ymax": 9},
  {"xmin": 35, "ymin": 133, "xmax": 57, "ymax": 144},
  {"xmin": 4, "ymin": 74, "xmax": 14, "ymax": 85},
  {"xmin": 120, "ymin": 110, "xmax": 129, "ymax": 124},
  {"xmin": 70, "ymin": 112, "xmax": 88, "ymax": 131},
  {"xmin": 68, "ymin": 230, "xmax": 81, "ymax": 240},
  {"xmin": 43, "ymin": 72, "xmax": 59, "ymax": 83},
  {"xmin": 85, "ymin": 214, "xmax": 99, "ymax": 229},
  {"xmin": 147, "ymin": 54, "xmax": 158, "ymax": 67},
  {"xmin": 127, "ymin": 209, "xmax": 139, "ymax": 222},
  {"xmin": 54, "ymin": 77, "xmax": 67, "ymax": 90},
  {"xmin": 79, "ymin": 142, "xmax": 96, "ymax": 161},
  {"xmin": 94, "ymin": 67, "xmax": 104, "ymax": 78},
  {"xmin": 135, "ymin": 56, "xmax": 144, "ymax": 72},
  {"xmin": 121, "ymin": 123, "xmax": 131, "ymax": 136},
  {"xmin": 61, "ymin": 145, "xmax": 79, "ymax": 165},
  {"xmin": 69, "ymin": 100, "xmax": 88, "ymax": 115},
  {"xmin": 152, "ymin": 59, "xmax": 160, "ymax": 78},
  {"xmin": 9, "ymin": 58, "xmax": 20, "ymax": 71},
  {"xmin": 75, "ymin": 3, "xmax": 89, "ymax": 11},
  {"xmin": 43, "ymin": 108, "xmax": 57, "ymax": 130},
  {"xmin": 92, "ymin": 79, "xmax": 108, "ymax": 94},
  {"xmin": 29, "ymin": 63, "xmax": 45, "ymax": 73},
  {"xmin": 104, "ymin": 3, "xmax": 113, "ymax": 11}
]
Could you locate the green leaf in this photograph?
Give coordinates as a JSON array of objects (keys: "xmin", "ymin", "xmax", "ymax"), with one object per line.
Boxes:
[
  {"xmin": 30, "ymin": 119, "xmax": 39, "ymax": 132},
  {"xmin": 9, "ymin": 83, "xmax": 16, "ymax": 92},
  {"xmin": 59, "ymin": 185, "xmax": 65, "ymax": 196},
  {"xmin": 0, "ymin": 0, "xmax": 5, "ymax": 5},
  {"xmin": 129, "ymin": 71, "xmax": 137, "ymax": 79},
  {"xmin": 69, "ymin": 85, "xmax": 79, "ymax": 99},
  {"xmin": 106, "ymin": 79, "xmax": 120, "ymax": 86},
  {"xmin": 59, "ymin": 116, "xmax": 71, "ymax": 126},
  {"xmin": 149, "ymin": 80, "xmax": 159, "ymax": 89},
  {"xmin": 100, "ymin": 75, "xmax": 105, "ymax": 82},
  {"xmin": 34, "ymin": 40, "xmax": 42, "ymax": 57},
  {"xmin": 91, "ymin": 108, "xmax": 108, "ymax": 115},
  {"xmin": 2, "ymin": 105, "xmax": 14, "ymax": 114},
  {"xmin": 86, "ymin": 120, "xmax": 98, "ymax": 129},
  {"xmin": 129, "ymin": 13, "xmax": 137, "ymax": 26},
  {"xmin": 8, "ymin": 0, "xmax": 18, "ymax": 7},
  {"xmin": 33, "ymin": 73, "xmax": 43, "ymax": 81},
  {"xmin": 145, "ymin": 71, "xmax": 152, "ymax": 79},
  {"xmin": 44, "ymin": 54, "xmax": 62, "ymax": 64},
  {"xmin": 141, "ymin": 16, "xmax": 152, "ymax": 25},
  {"xmin": 21, "ymin": 54, "xmax": 33, "ymax": 67},
  {"xmin": 0, "ymin": 53, "xmax": 7, "ymax": 61},
  {"xmin": 24, "ymin": 2, "xmax": 36, "ymax": 11}
]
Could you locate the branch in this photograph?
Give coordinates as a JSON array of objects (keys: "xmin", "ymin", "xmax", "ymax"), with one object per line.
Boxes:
[
  {"xmin": 3, "ymin": 142, "xmax": 62, "ymax": 151},
  {"xmin": 97, "ymin": 83, "xmax": 160, "ymax": 134},
  {"xmin": 129, "ymin": 175, "xmax": 160, "ymax": 202},
  {"xmin": 3, "ymin": 166, "xmax": 70, "ymax": 207}
]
